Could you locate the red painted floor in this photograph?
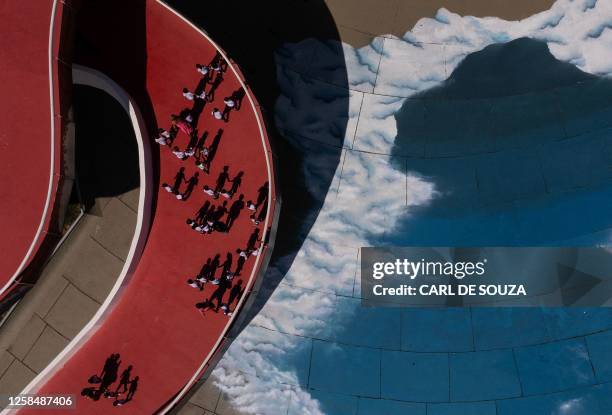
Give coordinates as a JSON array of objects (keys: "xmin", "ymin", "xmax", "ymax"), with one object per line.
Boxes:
[
  {"xmin": 0, "ymin": 0, "xmax": 60, "ymax": 292},
  {"xmin": 21, "ymin": 2, "xmax": 275, "ymax": 413}
]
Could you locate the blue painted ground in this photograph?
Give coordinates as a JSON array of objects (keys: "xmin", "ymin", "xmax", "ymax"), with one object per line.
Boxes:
[{"xmin": 301, "ymin": 38, "xmax": 612, "ymax": 415}]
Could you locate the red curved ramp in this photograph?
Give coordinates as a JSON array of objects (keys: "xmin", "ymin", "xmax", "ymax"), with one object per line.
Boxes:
[
  {"xmin": 18, "ymin": 1, "xmax": 276, "ymax": 413},
  {"xmin": 0, "ymin": 0, "xmax": 65, "ymax": 294}
]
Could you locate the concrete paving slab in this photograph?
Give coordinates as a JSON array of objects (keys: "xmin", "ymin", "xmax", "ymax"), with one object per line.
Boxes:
[
  {"xmin": 178, "ymin": 403, "xmax": 208, "ymax": 415},
  {"xmin": 61, "ymin": 234, "xmax": 123, "ymax": 303},
  {"xmin": 216, "ymin": 393, "xmax": 247, "ymax": 415},
  {"xmin": 8, "ymin": 314, "xmax": 46, "ymax": 360},
  {"xmin": 118, "ymin": 187, "xmax": 140, "ymax": 212},
  {"xmin": 23, "ymin": 326, "xmax": 68, "ymax": 374},
  {"xmin": 0, "ymin": 350, "xmax": 15, "ymax": 378},
  {"xmin": 0, "ymin": 359, "xmax": 36, "ymax": 396},
  {"xmin": 189, "ymin": 377, "xmax": 222, "ymax": 411},
  {"xmin": 90, "ymin": 196, "xmax": 137, "ymax": 261},
  {"xmin": 45, "ymin": 284, "xmax": 99, "ymax": 339},
  {"xmin": 325, "ymin": 0, "xmax": 399, "ymax": 38},
  {"xmin": 34, "ymin": 274, "xmax": 70, "ymax": 318}
]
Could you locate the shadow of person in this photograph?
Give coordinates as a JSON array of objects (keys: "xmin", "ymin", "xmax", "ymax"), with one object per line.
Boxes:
[
  {"xmin": 246, "ymin": 227, "xmax": 260, "ymax": 252},
  {"xmin": 81, "ymin": 387, "xmax": 101, "ymax": 401},
  {"xmin": 98, "ymin": 353, "xmax": 120, "ymax": 392},
  {"xmin": 114, "ymin": 365, "xmax": 133, "ymax": 395},
  {"xmin": 82, "ymin": 353, "xmax": 121, "ymax": 401},
  {"xmin": 171, "ymin": 167, "xmax": 186, "ymax": 194},
  {"xmin": 205, "ymin": 129, "xmax": 223, "ymax": 171},
  {"xmin": 208, "ymin": 72, "xmax": 224, "ymax": 101},
  {"xmin": 226, "ymin": 279, "xmax": 244, "ymax": 314},
  {"xmin": 182, "ymin": 172, "xmax": 199, "ymax": 201},
  {"xmin": 113, "ymin": 376, "xmax": 139, "ymax": 406},
  {"xmin": 195, "ymin": 200, "xmax": 211, "ymax": 224},
  {"xmin": 254, "ymin": 181, "xmax": 268, "ymax": 210},
  {"xmin": 226, "ymin": 194, "xmax": 245, "ymax": 232},
  {"xmin": 231, "ymin": 87, "xmax": 245, "ymax": 110}
]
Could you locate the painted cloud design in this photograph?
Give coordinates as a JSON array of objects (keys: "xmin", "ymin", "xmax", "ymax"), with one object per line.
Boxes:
[{"xmin": 211, "ymin": 0, "xmax": 612, "ymax": 413}]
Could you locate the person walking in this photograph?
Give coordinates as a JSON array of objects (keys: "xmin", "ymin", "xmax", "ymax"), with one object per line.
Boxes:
[
  {"xmin": 212, "ymin": 108, "xmax": 223, "ymax": 121},
  {"xmin": 155, "ymin": 128, "xmax": 171, "ymax": 145}
]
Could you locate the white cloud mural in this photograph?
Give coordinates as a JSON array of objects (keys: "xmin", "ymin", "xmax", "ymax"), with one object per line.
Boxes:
[{"xmin": 211, "ymin": 0, "xmax": 612, "ymax": 413}]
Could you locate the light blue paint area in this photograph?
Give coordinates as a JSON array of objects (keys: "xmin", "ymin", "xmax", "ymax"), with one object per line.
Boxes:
[
  {"xmin": 449, "ymin": 349, "xmax": 521, "ymax": 401},
  {"xmin": 586, "ymin": 330, "xmax": 612, "ymax": 382},
  {"xmin": 381, "ymin": 350, "xmax": 448, "ymax": 402},
  {"xmin": 400, "ymin": 308, "xmax": 473, "ymax": 352},
  {"xmin": 309, "ymin": 340, "xmax": 380, "ymax": 398},
  {"xmin": 333, "ymin": 296, "xmax": 401, "ymax": 350},
  {"xmin": 289, "ymin": 390, "xmax": 358, "ymax": 415},
  {"xmin": 471, "ymin": 308, "xmax": 551, "ymax": 349},
  {"xmin": 514, "ymin": 338, "xmax": 595, "ymax": 395},
  {"xmin": 497, "ymin": 382, "xmax": 612, "ymax": 415},
  {"xmin": 427, "ymin": 401, "xmax": 497, "ymax": 415},
  {"xmin": 357, "ymin": 398, "xmax": 425, "ymax": 415}
]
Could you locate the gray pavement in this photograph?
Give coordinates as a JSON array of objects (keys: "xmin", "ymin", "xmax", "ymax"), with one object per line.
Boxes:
[{"xmin": 0, "ymin": 190, "xmax": 138, "ymax": 398}]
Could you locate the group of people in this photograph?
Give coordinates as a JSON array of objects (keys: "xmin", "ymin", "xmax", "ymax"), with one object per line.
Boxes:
[
  {"xmin": 79, "ymin": 52, "xmax": 270, "ymax": 409},
  {"xmin": 188, "ymin": 225, "xmax": 265, "ymax": 315},
  {"xmin": 82, "ymin": 353, "xmax": 139, "ymax": 407},
  {"xmin": 156, "ymin": 52, "xmax": 270, "ymax": 317}
]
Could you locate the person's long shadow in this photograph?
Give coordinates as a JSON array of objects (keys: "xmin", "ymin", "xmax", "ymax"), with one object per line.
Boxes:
[
  {"xmin": 205, "ymin": 128, "xmax": 223, "ymax": 170},
  {"xmin": 81, "ymin": 353, "xmax": 121, "ymax": 401},
  {"xmin": 164, "ymin": 2, "xmax": 348, "ymax": 334}
]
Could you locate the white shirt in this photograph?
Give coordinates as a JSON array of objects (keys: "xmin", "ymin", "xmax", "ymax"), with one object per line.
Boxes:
[
  {"xmin": 155, "ymin": 136, "xmax": 168, "ymax": 145},
  {"xmin": 183, "ymin": 91, "xmax": 195, "ymax": 100},
  {"xmin": 185, "ymin": 114, "xmax": 193, "ymax": 123},
  {"xmin": 188, "ymin": 281, "xmax": 199, "ymax": 288},
  {"xmin": 213, "ymin": 111, "xmax": 223, "ymax": 120},
  {"xmin": 197, "ymin": 92, "xmax": 207, "ymax": 100},
  {"xmin": 224, "ymin": 99, "xmax": 236, "ymax": 108},
  {"xmin": 173, "ymin": 150, "xmax": 185, "ymax": 159},
  {"xmin": 203, "ymin": 188, "xmax": 215, "ymax": 196},
  {"xmin": 197, "ymin": 66, "xmax": 209, "ymax": 75}
]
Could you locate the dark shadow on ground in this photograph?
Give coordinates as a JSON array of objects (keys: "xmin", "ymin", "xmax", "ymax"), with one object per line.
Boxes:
[
  {"xmin": 385, "ymin": 37, "xmax": 612, "ymax": 245},
  {"xmin": 73, "ymin": 0, "xmax": 160, "ymax": 216},
  {"xmin": 73, "ymin": 86, "xmax": 139, "ymax": 209},
  {"xmin": 167, "ymin": 0, "xmax": 349, "ymax": 330}
]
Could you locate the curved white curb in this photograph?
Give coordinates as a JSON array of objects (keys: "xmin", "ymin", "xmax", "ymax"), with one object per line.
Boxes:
[
  {"xmin": 155, "ymin": 1, "xmax": 275, "ymax": 413},
  {"xmin": 5, "ymin": 65, "xmax": 153, "ymax": 408},
  {"xmin": 0, "ymin": 0, "xmax": 60, "ymax": 297}
]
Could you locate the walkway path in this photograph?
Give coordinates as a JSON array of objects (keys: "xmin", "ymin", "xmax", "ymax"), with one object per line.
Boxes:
[
  {"xmin": 0, "ymin": 0, "xmax": 66, "ymax": 295},
  {"xmin": 17, "ymin": 1, "xmax": 275, "ymax": 413}
]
